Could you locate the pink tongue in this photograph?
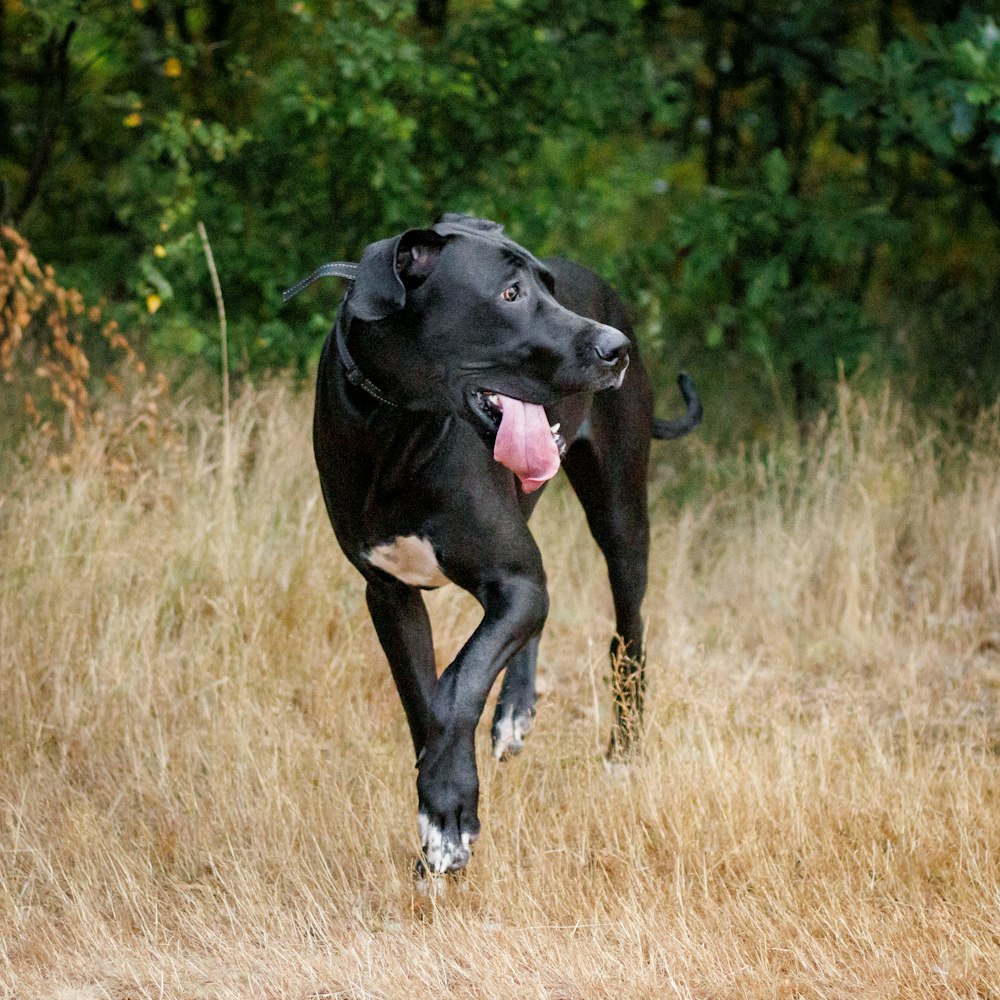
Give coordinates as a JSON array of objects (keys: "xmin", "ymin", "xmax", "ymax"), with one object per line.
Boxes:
[{"xmin": 492, "ymin": 395, "xmax": 561, "ymax": 493}]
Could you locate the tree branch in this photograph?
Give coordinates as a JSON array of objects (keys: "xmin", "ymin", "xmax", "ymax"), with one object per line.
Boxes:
[{"xmin": 13, "ymin": 21, "xmax": 76, "ymax": 225}]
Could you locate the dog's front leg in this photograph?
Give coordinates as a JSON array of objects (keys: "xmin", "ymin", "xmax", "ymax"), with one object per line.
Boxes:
[
  {"xmin": 366, "ymin": 580, "xmax": 438, "ymax": 761},
  {"xmin": 417, "ymin": 575, "xmax": 548, "ymax": 874}
]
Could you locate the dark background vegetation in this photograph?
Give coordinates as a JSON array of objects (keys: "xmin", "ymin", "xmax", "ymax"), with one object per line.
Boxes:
[{"xmin": 4, "ymin": 0, "xmax": 1000, "ymax": 440}]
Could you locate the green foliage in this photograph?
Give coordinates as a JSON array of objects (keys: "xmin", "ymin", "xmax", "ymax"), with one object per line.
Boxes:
[
  {"xmin": 4, "ymin": 0, "xmax": 1000, "ymax": 430},
  {"xmin": 831, "ymin": 14, "xmax": 1000, "ymax": 168},
  {"xmin": 823, "ymin": 10, "xmax": 1000, "ymax": 407},
  {"xmin": 660, "ymin": 152, "xmax": 900, "ymax": 394}
]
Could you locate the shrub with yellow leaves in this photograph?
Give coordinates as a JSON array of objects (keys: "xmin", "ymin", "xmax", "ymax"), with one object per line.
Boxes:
[{"xmin": 1, "ymin": 225, "xmax": 176, "ymax": 473}]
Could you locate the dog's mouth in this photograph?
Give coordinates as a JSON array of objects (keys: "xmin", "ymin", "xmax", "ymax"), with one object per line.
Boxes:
[{"xmin": 470, "ymin": 389, "xmax": 566, "ymax": 494}]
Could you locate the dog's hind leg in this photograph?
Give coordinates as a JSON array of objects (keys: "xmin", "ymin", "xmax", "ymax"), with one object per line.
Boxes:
[
  {"xmin": 563, "ymin": 431, "xmax": 651, "ymax": 761},
  {"xmin": 366, "ymin": 580, "xmax": 438, "ymax": 761},
  {"xmin": 491, "ymin": 635, "xmax": 539, "ymax": 760}
]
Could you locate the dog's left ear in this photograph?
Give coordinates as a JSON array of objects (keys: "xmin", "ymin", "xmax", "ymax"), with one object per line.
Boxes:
[{"xmin": 350, "ymin": 228, "xmax": 447, "ymax": 322}]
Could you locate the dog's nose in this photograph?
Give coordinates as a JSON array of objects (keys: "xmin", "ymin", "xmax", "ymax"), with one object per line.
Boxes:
[{"xmin": 594, "ymin": 327, "xmax": 630, "ymax": 368}]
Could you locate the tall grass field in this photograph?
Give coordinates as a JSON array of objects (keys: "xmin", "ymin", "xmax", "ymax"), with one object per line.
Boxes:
[{"xmin": 1, "ymin": 381, "xmax": 998, "ymax": 998}]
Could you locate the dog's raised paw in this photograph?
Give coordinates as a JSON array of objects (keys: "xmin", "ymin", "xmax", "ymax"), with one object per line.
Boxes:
[
  {"xmin": 492, "ymin": 703, "xmax": 535, "ymax": 760},
  {"xmin": 602, "ymin": 756, "xmax": 636, "ymax": 783}
]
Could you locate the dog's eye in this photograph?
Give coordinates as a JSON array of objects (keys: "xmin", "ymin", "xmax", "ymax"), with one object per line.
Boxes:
[{"xmin": 501, "ymin": 283, "xmax": 520, "ymax": 302}]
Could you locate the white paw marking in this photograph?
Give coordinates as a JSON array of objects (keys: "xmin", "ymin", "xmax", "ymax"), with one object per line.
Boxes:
[
  {"xmin": 418, "ymin": 811, "xmax": 472, "ymax": 874},
  {"xmin": 366, "ymin": 535, "xmax": 449, "ymax": 588},
  {"xmin": 603, "ymin": 758, "xmax": 634, "ymax": 782},
  {"xmin": 493, "ymin": 705, "xmax": 534, "ymax": 760}
]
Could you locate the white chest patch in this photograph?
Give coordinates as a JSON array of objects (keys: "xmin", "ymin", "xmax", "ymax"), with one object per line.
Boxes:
[{"xmin": 365, "ymin": 535, "xmax": 450, "ymax": 588}]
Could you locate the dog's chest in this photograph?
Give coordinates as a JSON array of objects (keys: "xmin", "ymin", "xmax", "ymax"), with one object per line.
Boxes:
[{"xmin": 364, "ymin": 535, "xmax": 449, "ymax": 588}]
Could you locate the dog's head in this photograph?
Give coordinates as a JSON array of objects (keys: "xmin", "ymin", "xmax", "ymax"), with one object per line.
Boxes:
[{"xmin": 342, "ymin": 214, "xmax": 630, "ymax": 491}]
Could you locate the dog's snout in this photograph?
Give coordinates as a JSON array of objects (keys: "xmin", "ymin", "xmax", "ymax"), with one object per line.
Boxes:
[{"xmin": 594, "ymin": 327, "xmax": 630, "ymax": 367}]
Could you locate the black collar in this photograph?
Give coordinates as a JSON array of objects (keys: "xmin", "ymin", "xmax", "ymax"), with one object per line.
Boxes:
[
  {"xmin": 334, "ymin": 308, "xmax": 399, "ymax": 408},
  {"xmin": 283, "ymin": 261, "xmax": 399, "ymax": 409}
]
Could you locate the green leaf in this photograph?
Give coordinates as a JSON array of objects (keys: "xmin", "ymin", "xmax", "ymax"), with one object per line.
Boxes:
[
  {"xmin": 964, "ymin": 84, "xmax": 998, "ymax": 106},
  {"xmin": 764, "ymin": 149, "xmax": 791, "ymax": 198},
  {"xmin": 747, "ymin": 257, "xmax": 790, "ymax": 310},
  {"xmin": 821, "ymin": 86, "xmax": 866, "ymax": 122}
]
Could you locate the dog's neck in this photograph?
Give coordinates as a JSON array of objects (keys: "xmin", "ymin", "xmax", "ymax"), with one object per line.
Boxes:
[
  {"xmin": 335, "ymin": 309, "xmax": 400, "ymax": 409},
  {"xmin": 282, "ymin": 260, "xmax": 400, "ymax": 409}
]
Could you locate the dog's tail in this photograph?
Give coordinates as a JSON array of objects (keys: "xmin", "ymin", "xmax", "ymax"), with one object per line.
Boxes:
[{"xmin": 652, "ymin": 373, "xmax": 703, "ymax": 440}]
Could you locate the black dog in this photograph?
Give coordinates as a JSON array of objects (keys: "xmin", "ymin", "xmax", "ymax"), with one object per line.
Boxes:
[{"xmin": 292, "ymin": 214, "xmax": 700, "ymax": 874}]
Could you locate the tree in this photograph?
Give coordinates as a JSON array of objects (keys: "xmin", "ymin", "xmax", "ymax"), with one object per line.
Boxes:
[{"xmin": 3, "ymin": 0, "xmax": 999, "ymax": 425}]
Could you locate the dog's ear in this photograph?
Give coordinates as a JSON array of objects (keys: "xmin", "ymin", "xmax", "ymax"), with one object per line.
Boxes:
[
  {"xmin": 350, "ymin": 229, "xmax": 447, "ymax": 322},
  {"xmin": 395, "ymin": 229, "xmax": 447, "ymax": 290}
]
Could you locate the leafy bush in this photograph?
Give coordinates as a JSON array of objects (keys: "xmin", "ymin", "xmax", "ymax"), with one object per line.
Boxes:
[{"xmin": 4, "ymin": 1, "xmax": 1000, "ymax": 428}]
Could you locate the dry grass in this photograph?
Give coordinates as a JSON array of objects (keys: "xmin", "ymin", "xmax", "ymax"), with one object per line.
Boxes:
[{"xmin": 1, "ymin": 379, "xmax": 998, "ymax": 999}]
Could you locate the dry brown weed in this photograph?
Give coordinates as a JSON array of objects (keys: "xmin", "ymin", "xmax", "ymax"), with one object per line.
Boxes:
[{"xmin": 1, "ymin": 225, "xmax": 175, "ymax": 478}]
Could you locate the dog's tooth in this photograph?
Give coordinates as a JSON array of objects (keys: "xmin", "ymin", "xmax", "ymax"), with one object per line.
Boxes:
[{"xmin": 550, "ymin": 422, "xmax": 560, "ymax": 434}]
